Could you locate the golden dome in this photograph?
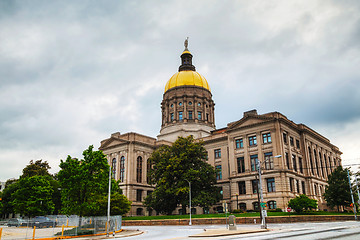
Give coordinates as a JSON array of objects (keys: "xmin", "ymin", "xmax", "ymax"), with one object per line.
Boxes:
[{"xmin": 164, "ymin": 70, "xmax": 211, "ymax": 93}]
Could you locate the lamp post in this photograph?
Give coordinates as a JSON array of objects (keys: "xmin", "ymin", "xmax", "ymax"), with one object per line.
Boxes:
[
  {"xmin": 106, "ymin": 164, "xmax": 112, "ymax": 237},
  {"xmin": 185, "ymin": 179, "xmax": 192, "ymax": 225},
  {"xmin": 257, "ymin": 155, "xmax": 282, "ymax": 229}
]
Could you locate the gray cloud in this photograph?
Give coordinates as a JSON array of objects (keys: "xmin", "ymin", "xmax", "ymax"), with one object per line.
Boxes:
[{"xmin": 1, "ymin": 0, "xmax": 360, "ymax": 180}]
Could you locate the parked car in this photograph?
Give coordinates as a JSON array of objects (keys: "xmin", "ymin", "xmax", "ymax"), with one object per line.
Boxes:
[
  {"xmin": 7, "ymin": 218, "xmax": 26, "ymax": 227},
  {"xmin": 29, "ymin": 216, "xmax": 56, "ymax": 228}
]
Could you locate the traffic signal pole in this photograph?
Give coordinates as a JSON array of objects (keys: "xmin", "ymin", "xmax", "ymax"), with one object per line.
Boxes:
[{"xmin": 347, "ymin": 169, "xmax": 357, "ymax": 220}]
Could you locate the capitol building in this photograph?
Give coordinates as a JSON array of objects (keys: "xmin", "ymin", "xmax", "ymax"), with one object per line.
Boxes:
[{"xmin": 99, "ymin": 41, "xmax": 342, "ymax": 216}]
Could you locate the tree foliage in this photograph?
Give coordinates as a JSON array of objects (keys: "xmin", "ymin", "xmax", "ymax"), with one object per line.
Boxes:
[
  {"xmin": 58, "ymin": 145, "xmax": 131, "ymax": 216},
  {"xmin": 144, "ymin": 136, "xmax": 221, "ymax": 215},
  {"xmin": 1, "ymin": 179, "xmax": 19, "ymax": 217},
  {"xmin": 13, "ymin": 175, "xmax": 55, "ymax": 217},
  {"xmin": 288, "ymin": 194, "xmax": 318, "ymax": 213},
  {"xmin": 91, "ymin": 192, "xmax": 132, "ymax": 216},
  {"xmin": 324, "ymin": 166, "xmax": 353, "ymax": 211},
  {"xmin": 21, "ymin": 160, "xmax": 51, "ymax": 178}
]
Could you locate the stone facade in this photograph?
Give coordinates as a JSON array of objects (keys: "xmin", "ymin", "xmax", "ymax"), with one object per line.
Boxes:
[
  {"xmin": 202, "ymin": 110, "xmax": 342, "ymax": 213},
  {"xmin": 99, "ymin": 44, "xmax": 342, "ymax": 216}
]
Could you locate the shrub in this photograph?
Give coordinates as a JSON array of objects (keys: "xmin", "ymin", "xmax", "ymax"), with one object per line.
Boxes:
[{"xmin": 288, "ymin": 194, "xmax": 318, "ymax": 213}]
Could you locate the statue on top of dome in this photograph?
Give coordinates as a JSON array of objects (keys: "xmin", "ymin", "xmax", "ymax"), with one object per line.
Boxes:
[{"xmin": 184, "ymin": 37, "xmax": 189, "ymax": 50}]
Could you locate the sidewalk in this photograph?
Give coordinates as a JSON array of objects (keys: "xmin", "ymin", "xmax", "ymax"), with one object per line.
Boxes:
[
  {"xmin": 189, "ymin": 228, "xmax": 268, "ymax": 237},
  {"xmin": 75, "ymin": 229, "xmax": 144, "ymax": 239}
]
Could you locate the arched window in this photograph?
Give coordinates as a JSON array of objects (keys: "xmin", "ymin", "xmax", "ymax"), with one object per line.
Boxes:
[
  {"xmin": 136, "ymin": 208, "xmax": 143, "ymax": 216},
  {"xmin": 120, "ymin": 156, "xmax": 125, "ymax": 182},
  {"xmin": 239, "ymin": 203, "xmax": 247, "ymax": 211},
  {"xmin": 147, "ymin": 159, "xmax": 151, "ymax": 184},
  {"xmin": 111, "ymin": 158, "xmax": 116, "ymax": 179},
  {"xmin": 253, "ymin": 201, "xmax": 260, "ymax": 211},
  {"xmin": 268, "ymin": 201, "xmax": 277, "ymax": 209},
  {"xmin": 136, "ymin": 156, "xmax": 143, "ymax": 183}
]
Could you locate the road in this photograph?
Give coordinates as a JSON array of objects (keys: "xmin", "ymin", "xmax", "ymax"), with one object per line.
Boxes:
[{"xmin": 119, "ymin": 221, "xmax": 360, "ymax": 240}]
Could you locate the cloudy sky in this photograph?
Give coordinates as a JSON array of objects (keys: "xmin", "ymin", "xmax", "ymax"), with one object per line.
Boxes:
[{"xmin": 1, "ymin": 0, "xmax": 359, "ymax": 181}]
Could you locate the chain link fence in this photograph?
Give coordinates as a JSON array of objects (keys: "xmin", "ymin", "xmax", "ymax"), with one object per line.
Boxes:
[{"xmin": 1, "ymin": 215, "xmax": 122, "ymax": 240}]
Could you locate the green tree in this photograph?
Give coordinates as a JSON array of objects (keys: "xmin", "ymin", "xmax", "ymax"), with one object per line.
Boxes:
[
  {"xmin": 1, "ymin": 179, "xmax": 19, "ymax": 218},
  {"xmin": 13, "ymin": 175, "xmax": 55, "ymax": 217},
  {"xmin": 20, "ymin": 160, "xmax": 62, "ymax": 214},
  {"xmin": 144, "ymin": 136, "xmax": 221, "ymax": 215},
  {"xmin": 324, "ymin": 166, "xmax": 352, "ymax": 211},
  {"xmin": 58, "ymin": 145, "xmax": 131, "ymax": 217},
  {"xmin": 288, "ymin": 194, "xmax": 318, "ymax": 213},
  {"xmin": 92, "ymin": 192, "xmax": 132, "ymax": 216},
  {"xmin": 21, "ymin": 160, "xmax": 51, "ymax": 178}
]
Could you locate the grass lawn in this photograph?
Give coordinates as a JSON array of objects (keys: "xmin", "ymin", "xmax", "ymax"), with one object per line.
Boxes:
[{"xmin": 123, "ymin": 211, "xmax": 354, "ymax": 221}]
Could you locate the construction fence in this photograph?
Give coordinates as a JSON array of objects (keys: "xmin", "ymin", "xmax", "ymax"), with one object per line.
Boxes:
[{"xmin": 0, "ymin": 215, "xmax": 122, "ymax": 240}]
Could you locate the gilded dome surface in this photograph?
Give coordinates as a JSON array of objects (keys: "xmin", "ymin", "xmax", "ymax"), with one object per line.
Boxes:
[{"xmin": 164, "ymin": 70, "xmax": 211, "ymax": 93}]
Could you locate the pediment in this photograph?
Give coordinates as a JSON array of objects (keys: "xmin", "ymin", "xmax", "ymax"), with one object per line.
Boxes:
[
  {"xmin": 99, "ymin": 137, "xmax": 129, "ymax": 149},
  {"xmin": 227, "ymin": 115, "xmax": 273, "ymax": 130}
]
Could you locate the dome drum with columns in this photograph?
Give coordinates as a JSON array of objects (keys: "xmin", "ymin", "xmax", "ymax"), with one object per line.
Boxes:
[{"xmin": 157, "ymin": 40, "xmax": 215, "ymax": 142}]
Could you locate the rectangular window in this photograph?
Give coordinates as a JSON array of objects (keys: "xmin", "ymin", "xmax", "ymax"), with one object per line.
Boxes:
[
  {"xmin": 296, "ymin": 139, "xmax": 300, "ymax": 149},
  {"xmin": 237, "ymin": 157, "xmax": 245, "ymax": 173},
  {"xmin": 299, "ymin": 157, "xmax": 303, "ymax": 173},
  {"xmin": 283, "ymin": 132, "xmax": 288, "ymax": 144},
  {"xmin": 249, "ymin": 136, "xmax": 257, "ymax": 146},
  {"xmin": 206, "ymin": 113, "xmax": 209, "ymax": 121},
  {"xmin": 289, "ymin": 177, "xmax": 294, "ymax": 192},
  {"xmin": 292, "ymin": 154, "xmax": 297, "ymax": 171},
  {"xmin": 252, "ymin": 179, "xmax": 258, "ymax": 194},
  {"xmin": 179, "ymin": 111, "xmax": 183, "ymax": 120},
  {"xmin": 170, "ymin": 113, "xmax": 174, "ymax": 121},
  {"xmin": 235, "ymin": 138, "xmax": 243, "ymax": 149},
  {"xmin": 198, "ymin": 111, "xmax": 202, "ymax": 120},
  {"xmin": 314, "ymin": 184, "xmax": 317, "ymax": 195},
  {"xmin": 296, "ymin": 180, "xmax": 300, "ymax": 193},
  {"xmin": 238, "ymin": 181, "xmax": 246, "ymax": 195},
  {"xmin": 302, "ymin": 181, "xmax": 306, "ymax": 194},
  {"xmin": 188, "ymin": 111, "xmax": 193, "ymax": 120},
  {"xmin": 267, "ymin": 178, "xmax": 276, "ymax": 192},
  {"xmin": 290, "ymin": 136, "xmax": 294, "ymax": 146},
  {"xmin": 262, "ymin": 133, "xmax": 271, "ymax": 144},
  {"xmin": 264, "ymin": 152, "xmax": 274, "ymax": 170},
  {"xmin": 214, "ymin": 149, "xmax": 221, "ymax": 159},
  {"xmin": 286, "ymin": 152, "xmax": 290, "ymax": 169},
  {"xmin": 250, "ymin": 154, "xmax": 259, "ymax": 171},
  {"xmin": 216, "ymin": 165, "xmax": 222, "ymax": 180},
  {"xmin": 136, "ymin": 189, "xmax": 143, "ymax": 202}
]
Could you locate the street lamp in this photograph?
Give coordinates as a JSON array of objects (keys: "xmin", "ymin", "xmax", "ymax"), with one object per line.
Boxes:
[
  {"xmin": 257, "ymin": 154, "xmax": 281, "ymax": 229},
  {"xmin": 185, "ymin": 179, "xmax": 192, "ymax": 225},
  {"xmin": 106, "ymin": 164, "xmax": 111, "ymax": 237}
]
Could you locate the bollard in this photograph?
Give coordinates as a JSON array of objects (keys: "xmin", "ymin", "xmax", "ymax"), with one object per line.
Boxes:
[
  {"xmin": 105, "ymin": 221, "xmax": 108, "ymax": 234},
  {"xmin": 32, "ymin": 226, "xmax": 36, "ymax": 240},
  {"xmin": 66, "ymin": 219, "xmax": 69, "ymax": 227},
  {"xmin": 62, "ymin": 224, "xmax": 65, "ymax": 236}
]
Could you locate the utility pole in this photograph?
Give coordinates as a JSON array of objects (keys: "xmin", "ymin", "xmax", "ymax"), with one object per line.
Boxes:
[
  {"xmin": 185, "ymin": 180, "xmax": 192, "ymax": 225},
  {"xmin": 257, "ymin": 160, "xmax": 267, "ymax": 229},
  {"xmin": 347, "ymin": 169, "xmax": 357, "ymax": 220},
  {"xmin": 355, "ymin": 175, "xmax": 360, "ymax": 206}
]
